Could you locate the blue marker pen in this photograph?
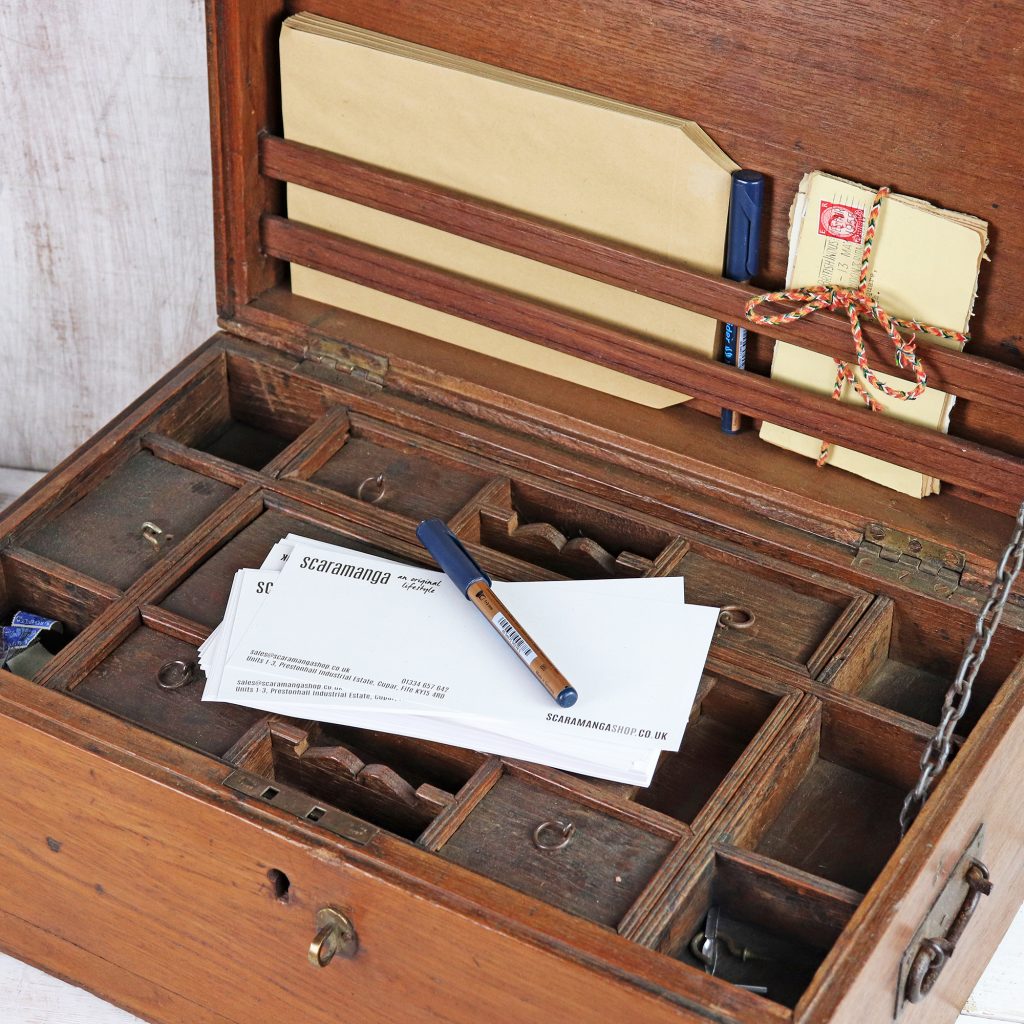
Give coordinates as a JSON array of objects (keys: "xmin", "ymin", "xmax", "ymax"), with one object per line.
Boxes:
[
  {"xmin": 416, "ymin": 519, "xmax": 578, "ymax": 708},
  {"xmin": 721, "ymin": 170, "xmax": 766, "ymax": 434}
]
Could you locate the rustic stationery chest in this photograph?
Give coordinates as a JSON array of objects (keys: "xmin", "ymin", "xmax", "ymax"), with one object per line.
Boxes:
[{"xmin": 2, "ymin": 3, "xmax": 1023, "ymax": 1023}]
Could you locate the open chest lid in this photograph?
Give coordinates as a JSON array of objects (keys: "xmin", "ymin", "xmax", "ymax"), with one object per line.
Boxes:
[{"xmin": 206, "ymin": 0, "xmax": 1024, "ymax": 607}]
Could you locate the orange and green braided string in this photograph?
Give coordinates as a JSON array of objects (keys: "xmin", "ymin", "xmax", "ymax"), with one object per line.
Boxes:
[{"xmin": 745, "ymin": 187, "xmax": 969, "ymax": 466}]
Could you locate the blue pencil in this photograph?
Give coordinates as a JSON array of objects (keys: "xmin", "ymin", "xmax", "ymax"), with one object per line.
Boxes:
[{"xmin": 721, "ymin": 170, "xmax": 766, "ymax": 434}]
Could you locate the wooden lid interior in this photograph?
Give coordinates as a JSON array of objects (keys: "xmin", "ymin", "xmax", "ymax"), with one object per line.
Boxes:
[{"xmin": 206, "ymin": 0, "xmax": 1024, "ymax": 553}]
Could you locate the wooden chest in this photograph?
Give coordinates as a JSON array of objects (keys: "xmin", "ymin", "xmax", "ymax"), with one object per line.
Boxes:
[{"xmin": 2, "ymin": 3, "xmax": 1023, "ymax": 1023}]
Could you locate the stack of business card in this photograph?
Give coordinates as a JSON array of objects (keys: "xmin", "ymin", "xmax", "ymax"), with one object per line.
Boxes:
[{"xmin": 200, "ymin": 535, "xmax": 719, "ymax": 785}]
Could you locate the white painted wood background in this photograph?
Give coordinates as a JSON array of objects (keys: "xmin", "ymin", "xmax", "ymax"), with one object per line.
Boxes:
[
  {"xmin": 0, "ymin": 1, "xmax": 1020, "ymax": 1021},
  {"xmin": 0, "ymin": 0, "xmax": 216, "ymax": 472}
]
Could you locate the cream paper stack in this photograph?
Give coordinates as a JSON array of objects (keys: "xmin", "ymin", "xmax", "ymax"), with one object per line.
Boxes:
[
  {"xmin": 279, "ymin": 13, "xmax": 738, "ymax": 408},
  {"xmin": 760, "ymin": 172, "xmax": 988, "ymax": 498}
]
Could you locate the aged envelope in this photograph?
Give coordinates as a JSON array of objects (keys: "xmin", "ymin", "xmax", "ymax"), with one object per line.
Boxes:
[{"xmin": 760, "ymin": 172, "xmax": 987, "ymax": 497}]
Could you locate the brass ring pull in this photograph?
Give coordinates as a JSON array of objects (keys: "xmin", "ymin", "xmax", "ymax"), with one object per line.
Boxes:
[
  {"xmin": 156, "ymin": 659, "xmax": 196, "ymax": 690},
  {"xmin": 718, "ymin": 605, "xmax": 756, "ymax": 630},
  {"xmin": 905, "ymin": 860, "xmax": 992, "ymax": 1003},
  {"xmin": 532, "ymin": 819, "xmax": 575, "ymax": 851},
  {"xmin": 307, "ymin": 907, "xmax": 358, "ymax": 968},
  {"xmin": 141, "ymin": 521, "xmax": 172, "ymax": 551},
  {"xmin": 356, "ymin": 473, "xmax": 386, "ymax": 504}
]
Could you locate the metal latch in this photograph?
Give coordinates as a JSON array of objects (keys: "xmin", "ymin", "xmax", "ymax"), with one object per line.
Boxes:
[
  {"xmin": 223, "ymin": 769, "xmax": 378, "ymax": 846},
  {"xmin": 301, "ymin": 336, "xmax": 388, "ymax": 389},
  {"xmin": 853, "ymin": 523, "xmax": 965, "ymax": 599}
]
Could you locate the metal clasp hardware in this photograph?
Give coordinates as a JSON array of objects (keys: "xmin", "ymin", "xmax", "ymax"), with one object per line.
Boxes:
[
  {"xmin": 896, "ymin": 826, "xmax": 991, "ymax": 1015},
  {"xmin": 904, "ymin": 860, "xmax": 993, "ymax": 1004},
  {"xmin": 140, "ymin": 521, "xmax": 172, "ymax": 552},
  {"xmin": 717, "ymin": 606, "xmax": 756, "ymax": 631},
  {"xmin": 156, "ymin": 659, "xmax": 197, "ymax": 690},
  {"xmin": 532, "ymin": 820, "xmax": 575, "ymax": 851}
]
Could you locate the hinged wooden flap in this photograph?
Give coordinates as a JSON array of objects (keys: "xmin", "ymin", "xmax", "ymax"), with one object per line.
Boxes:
[{"xmin": 206, "ymin": 1, "xmax": 1024, "ymax": 567}]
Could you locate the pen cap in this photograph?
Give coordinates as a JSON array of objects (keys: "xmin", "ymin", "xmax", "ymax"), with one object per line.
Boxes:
[
  {"xmin": 416, "ymin": 519, "xmax": 491, "ymax": 596},
  {"xmin": 724, "ymin": 170, "xmax": 766, "ymax": 282}
]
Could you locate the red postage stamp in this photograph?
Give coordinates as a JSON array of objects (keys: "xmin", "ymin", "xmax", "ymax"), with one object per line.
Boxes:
[{"xmin": 818, "ymin": 201, "xmax": 865, "ymax": 243}]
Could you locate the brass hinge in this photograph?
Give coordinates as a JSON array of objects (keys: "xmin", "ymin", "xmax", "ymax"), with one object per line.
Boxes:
[
  {"xmin": 301, "ymin": 337, "xmax": 388, "ymax": 389},
  {"xmin": 853, "ymin": 523, "xmax": 966, "ymax": 599}
]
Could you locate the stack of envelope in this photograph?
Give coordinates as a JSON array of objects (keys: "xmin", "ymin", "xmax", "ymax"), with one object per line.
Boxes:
[
  {"xmin": 280, "ymin": 13, "xmax": 738, "ymax": 408},
  {"xmin": 761, "ymin": 171, "xmax": 988, "ymax": 498}
]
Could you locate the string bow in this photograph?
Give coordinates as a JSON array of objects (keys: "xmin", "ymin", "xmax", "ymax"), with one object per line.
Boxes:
[{"xmin": 744, "ymin": 187, "xmax": 968, "ymax": 466}]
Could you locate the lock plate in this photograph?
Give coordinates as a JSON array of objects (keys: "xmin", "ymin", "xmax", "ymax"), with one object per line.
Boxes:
[{"xmin": 223, "ymin": 768, "xmax": 378, "ymax": 846}]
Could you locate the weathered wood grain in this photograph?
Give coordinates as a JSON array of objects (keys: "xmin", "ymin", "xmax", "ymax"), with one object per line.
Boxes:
[{"xmin": 0, "ymin": 0, "xmax": 216, "ymax": 471}]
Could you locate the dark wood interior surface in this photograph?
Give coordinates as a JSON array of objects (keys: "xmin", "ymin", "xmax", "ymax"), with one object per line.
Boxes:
[
  {"xmin": 19, "ymin": 452, "xmax": 236, "ymax": 591},
  {"xmin": 1, "ymin": 334, "xmax": 1022, "ymax": 1021},
  {"xmin": 437, "ymin": 771, "xmax": 681, "ymax": 928}
]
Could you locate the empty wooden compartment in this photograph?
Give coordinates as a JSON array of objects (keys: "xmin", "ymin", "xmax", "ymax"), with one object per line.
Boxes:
[
  {"xmin": 153, "ymin": 351, "xmax": 325, "ymax": 470},
  {"xmin": 816, "ymin": 594, "xmax": 1021, "ymax": 735},
  {"xmin": 729, "ymin": 699, "xmax": 927, "ymax": 893},
  {"xmin": 635, "ymin": 671, "xmax": 792, "ymax": 829}
]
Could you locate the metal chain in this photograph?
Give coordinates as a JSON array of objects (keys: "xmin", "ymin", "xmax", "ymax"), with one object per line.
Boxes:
[{"xmin": 900, "ymin": 499, "xmax": 1024, "ymax": 836}]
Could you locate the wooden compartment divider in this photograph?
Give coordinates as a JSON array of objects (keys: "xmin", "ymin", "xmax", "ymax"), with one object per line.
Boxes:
[
  {"xmin": 731, "ymin": 699, "xmax": 928, "ymax": 893},
  {"xmin": 141, "ymin": 433, "xmax": 266, "ymax": 488},
  {"xmin": 265, "ymin": 404, "xmax": 353, "ymax": 479},
  {"xmin": 140, "ymin": 604, "xmax": 212, "ymax": 648}
]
